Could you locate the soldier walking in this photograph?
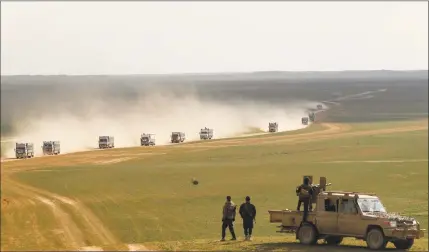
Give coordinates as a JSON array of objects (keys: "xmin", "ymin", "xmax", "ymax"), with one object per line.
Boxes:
[
  {"xmin": 239, "ymin": 196, "xmax": 257, "ymax": 241},
  {"xmin": 221, "ymin": 196, "xmax": 237, "ymax": 241},
  {"xmin": 296, "ymin": 177, "xmax": 314, "ymax": 223}
]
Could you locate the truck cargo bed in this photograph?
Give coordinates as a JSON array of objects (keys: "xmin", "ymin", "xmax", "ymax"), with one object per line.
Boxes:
[{"xmin": 268, "ymin": 209, "xmax": 316, "ymax": 231}]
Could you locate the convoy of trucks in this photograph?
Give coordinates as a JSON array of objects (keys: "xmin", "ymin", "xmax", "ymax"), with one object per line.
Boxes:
[
  {"xmin": 10, "ymin": 108, "xmax": 321, "ymax": 158},
  {"xmin": 199, "ymin": 128, "xmax": 214, "ymax": 140},
  {"xmin": 98, "ymin": 136, "xmax": 115, "ymax": 149}
]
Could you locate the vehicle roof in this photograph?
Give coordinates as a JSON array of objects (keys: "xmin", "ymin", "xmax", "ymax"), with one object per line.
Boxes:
[{"xmin": 321, "ymin": 191, "xmax": 379, "ymax": 199}]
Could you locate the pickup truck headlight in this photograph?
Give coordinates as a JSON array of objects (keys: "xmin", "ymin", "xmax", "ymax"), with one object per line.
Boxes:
[{"xmin": 389, "ymin": 221, "xmax": 397, "ymax": 228}]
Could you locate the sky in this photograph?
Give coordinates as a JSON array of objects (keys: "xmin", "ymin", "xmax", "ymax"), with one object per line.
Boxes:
[{"xmin": 1, "ymin": 1, "xmax": 428, "ymax": 75}]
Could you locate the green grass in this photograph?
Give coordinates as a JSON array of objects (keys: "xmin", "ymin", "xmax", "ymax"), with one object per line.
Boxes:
[
  {"xmin": 145, "ymin": 236, "xmax": 429, "ymax": 251},
  {"xmin": 3, "ymin": 121, "xmax": 428, "ymax": 250}
]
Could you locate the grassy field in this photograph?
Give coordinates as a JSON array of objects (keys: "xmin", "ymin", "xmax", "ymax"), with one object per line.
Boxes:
[{"xmin": 1, "ymin": 120, "xmax": 428, "ymax": 251}]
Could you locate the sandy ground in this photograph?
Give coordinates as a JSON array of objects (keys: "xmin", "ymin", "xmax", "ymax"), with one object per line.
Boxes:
[{"xmin": 1, "ymin": 120, "xmax": 427, "ymax": 251}]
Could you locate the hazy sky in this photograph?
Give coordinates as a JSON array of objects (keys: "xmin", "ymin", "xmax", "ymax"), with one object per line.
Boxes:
[{"xmin": 1, "ymin": 1, "xmax": 428, "ymax": 75}]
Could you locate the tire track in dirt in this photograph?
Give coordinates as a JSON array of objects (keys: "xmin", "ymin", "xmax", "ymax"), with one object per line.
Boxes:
[
  {"xmin": 2, "ymin": 176, "xmax": 86, "ymax": 250},
  {"xmin": 2, "ymin": 174, "xmax": 132, "ymax": 250}
]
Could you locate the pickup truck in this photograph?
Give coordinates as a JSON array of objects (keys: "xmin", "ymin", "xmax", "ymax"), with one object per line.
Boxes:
[{"xmin": 269, "ymin": 189, "xmax": 425, "ymax": 250}]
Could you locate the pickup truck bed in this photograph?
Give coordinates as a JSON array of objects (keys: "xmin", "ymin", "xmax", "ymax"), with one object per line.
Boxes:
[{"xmin": 268, "ymin": 209, "xmax": 316, "ymax": 232}]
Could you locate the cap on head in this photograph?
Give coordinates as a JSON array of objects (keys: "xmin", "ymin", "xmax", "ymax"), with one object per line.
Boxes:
[
  {"xmin": 245, "ymin": 196, "xmax": 250, "ymax": 201},
  {"xmin": 226, "ymin": 196, "xmax": 231, "ymax": 201}
]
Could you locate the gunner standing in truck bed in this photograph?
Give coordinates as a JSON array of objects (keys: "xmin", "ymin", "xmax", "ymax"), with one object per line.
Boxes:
[{"xmin": 296, "ymin": 177, "xmax": 314, "ymax": 223}]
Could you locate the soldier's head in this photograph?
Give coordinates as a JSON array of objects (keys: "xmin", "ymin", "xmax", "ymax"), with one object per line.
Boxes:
[
  {"xmin": 226, "ymin": 196, "xmax": 231, "ymax": 202},
  {"xmin": 245, "ymin": 196, "xmax": 250, "ymax": 202},
  {"xmin": 303, "ymin": 177, "xmax": 310, "ymax": 185}
]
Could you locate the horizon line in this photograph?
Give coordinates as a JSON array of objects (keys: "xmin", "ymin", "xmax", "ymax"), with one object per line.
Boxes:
[{"xmin": 2, "ymin": 69, "xmax": 428, "ymax": 77}]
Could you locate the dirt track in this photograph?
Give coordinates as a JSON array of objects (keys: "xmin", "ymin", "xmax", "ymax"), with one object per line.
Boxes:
[{"xmin": 1, "ymin": 121, "xmax": 427, "ymax": 251}]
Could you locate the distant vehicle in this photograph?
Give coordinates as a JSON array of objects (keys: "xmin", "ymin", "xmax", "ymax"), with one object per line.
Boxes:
[
  {"xmin": 302, "ymin": 117, "xmax": 309, "ymax": 125},
  {"xmin": 268, "ymin": 122, "xmax": 279, "ymax": 133},
  {"xmin": 171, "ymin": 132, "xmax": 185, "ymax": 143},
  {"xmin": 42, "ymin": 141, "xmax": 61, "ymax": 155},
  {"xmin": 309, "ymin": 112, "xmax": 315, "ymax": 122},
  {"xmin": 15, "ymin": 142, "xmax": 34, "ymax": 159},
  {"xmin": 317, "ymin": 104, "xmax": 323, "ymax": 110},
  {"xmin": 99, "ymin": 136, "xmax": 114, "ymax": 149},
  {"xmin": 141, "ymin": 133, "xmax": 156, "ymax": 146},
  {"xmin": 199, "ymin": 128, "xmax": 214, "ymax": 140}
]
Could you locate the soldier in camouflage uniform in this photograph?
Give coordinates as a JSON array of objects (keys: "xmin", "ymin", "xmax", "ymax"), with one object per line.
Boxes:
[
  {"xmin": 296, "ymin": 177, "xmax": 314, "ymax": 223},
  {"xmin": 221, "ymin": 196, "xmax": 237, "ymax": 241}
]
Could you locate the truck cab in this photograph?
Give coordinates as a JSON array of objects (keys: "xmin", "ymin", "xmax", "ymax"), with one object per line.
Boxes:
[
  {"xmin": 171, "ymin": 132, "xmax": 185, "ymax": 143},
  {"xmin": 199, "ymin": 128, "xmax": 213, "ymax": 140},
  {"xmin": 308, "ymin": 112, "xmax": 315, "ymax": 122},
  {"xmin": 268, "ymin": 122, "xmax": 278, "ymax": 133},
  {"xmin": 15, "ymin": 142, "xmax": 34, "ymax": 159},
  {"xmin": 302, "ymin": 117, "xmax": 309, "ymax": 125},
  {"xmin": 42, "ymin": 141, "xmax": 61, "ymax": 155},
  {"xmin": 268, "ymin": 176, "xmax": 425, "ymax": 250},
  {"xmin": 99, "ymin": 136, "xmax": 114, "ymax": 149},
  {"xmin": 141, "ymin": 134, "xmax": 156, "ymax": 146}
]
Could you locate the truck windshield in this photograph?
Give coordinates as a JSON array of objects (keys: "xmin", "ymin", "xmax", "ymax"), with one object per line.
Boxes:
[
  {"xmin": 357, "ymin": 198, "xmax": 387, "ymax": 213},
  {"xmin": 100, "ymin": 139, "xmax": 107, "ymax": 142},
  {"xmin": 16, "ymin": 148, "xmax": 25, "ymax": 153}
]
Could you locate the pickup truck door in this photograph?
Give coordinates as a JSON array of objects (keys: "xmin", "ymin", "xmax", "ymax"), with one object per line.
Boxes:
[
  {"xmin": 337, "ymin": 198, "xmax": 364, "ymax": 236},
  {"xmin": 315, "ymin": 199, "xmax": 339, "ymax": 235}
]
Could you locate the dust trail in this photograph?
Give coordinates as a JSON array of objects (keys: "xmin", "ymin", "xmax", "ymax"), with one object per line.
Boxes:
[{"xmin": 3, "ymin": 88, "xmax": 317, "ymax": 158}]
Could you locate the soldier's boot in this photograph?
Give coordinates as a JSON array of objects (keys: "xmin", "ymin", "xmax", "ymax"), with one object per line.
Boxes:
[
  {"xmin": 220, "ymin": 238, "xmax": 225, "ymax": 242},
  {"xmin": 248, "ymin": 235, "xmax": 252, "ymax": 241},
  {"xmin": 230, "ymin": 232, "xmax": 237, "ymax": 240}
]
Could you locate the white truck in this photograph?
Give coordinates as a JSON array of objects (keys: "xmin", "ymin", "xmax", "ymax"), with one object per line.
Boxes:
[
  {"xmin": 42, "ymin": 141, "xmax": 61, "ymax": 155},
  {"xmin": 99, "ymin": 136, "xmax": 115, "ymax": 149},
  {"xmin": 269, "ymin": 122, "xmax": 279, "ymax": 133},
  {"xmin": 302, "ymin": 117, "xmax": 309, "ymax": 125},
  {"xmin": 141, "ymin": 133, "xmax": 156, "ymax": 146},
  {"xmin": 15, "ymin": 142, "xmax": 34, "ymax": 159},
  {"xmin": 199, "ymin": 128, "xmax": 214, "ymax": 140},
  {"xmin": 317, "ymin": 104, "xmax": 323, "ymax": 110},
  {"xmin": 171, "ymin": 132, "xmax": 185, "ymax": 143}
]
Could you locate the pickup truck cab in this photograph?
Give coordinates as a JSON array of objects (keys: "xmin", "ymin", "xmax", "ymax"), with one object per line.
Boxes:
[{"xmin": 269, "ymin": 191, "xmax": 425, "ymax": 250}]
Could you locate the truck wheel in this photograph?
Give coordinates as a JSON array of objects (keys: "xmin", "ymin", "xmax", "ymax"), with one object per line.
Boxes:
[
  {"xmin": 366, "ymin": 228, "xmax": 387, "ymax": 250},
  {"xmin": 325, "ymin": 236, "xmax": 343, "ymax": 245},
  {"xmin": 393, "ymin": 239, "xmax": 414, "ymax": 250},
  {"xmin": 297, "ymin": 223, "xmax": 318, "ymax": 245}
]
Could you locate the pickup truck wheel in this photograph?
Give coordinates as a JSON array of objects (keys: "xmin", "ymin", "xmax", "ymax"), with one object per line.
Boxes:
[
  {"xmin": 325, "ymin": 236, "xmax": 343, "ymax": 245},
  {"xmin": 366, "ymin": 228, "xmax": 387, "ymax": 250},
  {"xmin": 393, "ymin": 238, "xmax": 414, "ymax": 250},
  {"xmin": 297, "ymin": 223, "xmax": 318, "ymax": 245}
]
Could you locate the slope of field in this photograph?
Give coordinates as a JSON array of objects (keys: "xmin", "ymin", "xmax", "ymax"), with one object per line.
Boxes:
[{"xmin": 1, "ymin": 119, "xmax": 428, "ymax": 251}]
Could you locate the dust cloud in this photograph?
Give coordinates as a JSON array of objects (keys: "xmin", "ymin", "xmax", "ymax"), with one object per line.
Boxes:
[{"xmin": 2, "ymin": 88, "xmax": 316, "ymax": 158}]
